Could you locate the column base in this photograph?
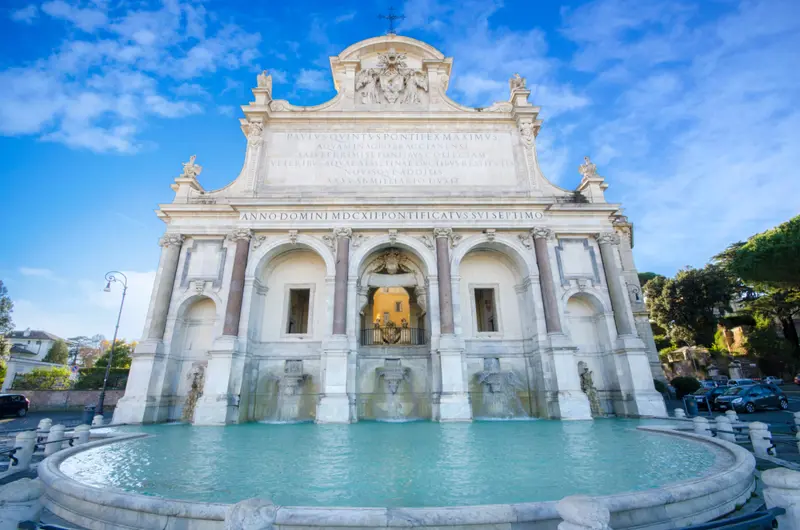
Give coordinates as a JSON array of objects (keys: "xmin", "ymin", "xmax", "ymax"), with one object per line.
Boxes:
[
  {"xmin": 192, "ymin": 393, "xmax": 239, "ymax": 425},
  {"xmin": 614, "ymin": 391, "xmax": 667, "ymax": 417},
  {"xmin": 112, "ymin": 396, "xmax": 167, "ymax": 424},
  {"xmin": 316, "ymin": 395, "xmax": 352, "ymax": 424},
  {"xmin": 439, "ymin": 392, "xmax": 472, "ymax": 422},
  {"xmin": 547, "ymin": 391, "xmax": 593, "ymax": 420}
]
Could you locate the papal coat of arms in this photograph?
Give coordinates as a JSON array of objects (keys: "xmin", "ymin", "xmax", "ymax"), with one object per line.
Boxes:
[{"xmin": 356, "ymin": 48, "xmax": 429, "ymax": 105}]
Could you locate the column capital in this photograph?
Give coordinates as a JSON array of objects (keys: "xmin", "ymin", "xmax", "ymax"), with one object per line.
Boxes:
[
  {"xmin": 596, "ymin": 231, "xmax": 620, "ymax": 246},
  {"xmin": 531, "ymin": 227, "xmax": 554, "ymax": 241},
  {"xmin": 334, "ymin": 227, "xmax": 353, "ymax": 239},
  {"xmin": 433, "ymin": 228, "xmax": 462, "ymax": 248},
  {"xmin": 158, "ymin": 233, "xmax": 185, "ymax": 248},
  {"xmin": 226, "ymin": 228, "xmax": 253, "ymax": 242}
]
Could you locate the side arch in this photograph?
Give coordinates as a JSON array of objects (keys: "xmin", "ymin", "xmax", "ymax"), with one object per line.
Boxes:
[
  {"xmin": 246, "ymin": 235, "xmax": 336, "ymax": 279},
  {"xmin": 450, "ymin": 233, "xmax": 536, "ymax": 280}
]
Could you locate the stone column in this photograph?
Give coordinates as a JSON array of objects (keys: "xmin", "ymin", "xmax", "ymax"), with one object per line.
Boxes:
[
  {"xmin": 433, "ymin": 228, "xmax": 471, "ymax": 421},
  {"xmin": 531, "ymin": 227, "xmax": 561, "ymax": 333},
  {"xmin": 597, "ymin": 231, "xmax": 666, "ymax": 418},
  {"xmin": 223, "ymin": 229, "xmax": 252, "ymax": 336},
  {"xmin": 332, "ymin": 228, "xmax": 351, "ymax": 335},
  {"xmin": 113, "ymin": 233, "xmax": 184, "ymax": 425},
  {"xmin": 596, "ymin": 232, "xmax": 633, "ymax": 336},
  {"xmin": 147, "ymin": 234, "xmax": 184, "ymax": 339},
  {"xmin": 435, "ymin": 229, "xmax": 455, "ymax": 334},
  {"xmin": 317, "ymin": 228, "xmax": 354, "ymax": 424}
]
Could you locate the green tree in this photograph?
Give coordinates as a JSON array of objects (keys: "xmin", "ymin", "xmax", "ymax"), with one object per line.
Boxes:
[
  {"xmin": 637, "ymin": 272, "xmax": 661, "ymax": 288},
  {"xmin": 95, "ymin": 340, "xmax": 133, "ymax": 369},
  {"xmin": 12, "ymin": 366, "xmax": 72, "ymax": 390},
  {"xmin": 644, "ymin": 265, "xmax": 734, "ymax": 347},
  {"xmin": 718, "ymin": 215, "xmax": 800, "ymax": 289},
  {"xmin": 0, "ymin": 280, "xmax": 13, "ymax": 334},
  {"xmin": 43, "ymin": 339, "xmax": 70, "ymax": 364}
]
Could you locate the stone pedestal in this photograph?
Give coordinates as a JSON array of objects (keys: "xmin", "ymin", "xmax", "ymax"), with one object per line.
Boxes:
[
  {"xmin": 192, "ymin": 336, "xmax": 242, "ymax": 425},
  {"xmin": 762, "ymin": 468, "xmax": 800, "ymax": 530},
  {"xmin": 317, "ymin": 335, "xmax": 352, "ymax": 424},
  {"xmin": 610, "ymin": 336, "xmax": 667, "ymax": 417},
  {"xmin": 545, "ymin": 334, "xmax": 592, "ymax": 420},
  {"xmin": 112, "ymin": 340, "xmax": 168, "ymax": 424},
  {"xmin": 437, "ymin": 334, "xmax": 471, "ymax": 422},
  {"xmin": 0, "ymin": 478, "xmax": 43, "ymax": 530}
]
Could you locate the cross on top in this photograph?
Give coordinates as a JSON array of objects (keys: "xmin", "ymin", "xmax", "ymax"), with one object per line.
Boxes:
[{"xmin": 379, "ymin": 6, "xmax": 405, "ymax": 35}]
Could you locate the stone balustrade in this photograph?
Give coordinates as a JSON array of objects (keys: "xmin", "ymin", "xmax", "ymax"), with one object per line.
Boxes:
[{"xmin": 762, "ymin": 468, "xmax": 800, "ymax": 530}]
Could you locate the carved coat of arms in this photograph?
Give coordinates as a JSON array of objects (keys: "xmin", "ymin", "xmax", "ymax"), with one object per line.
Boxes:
[{"xmin": 356, "ymin": 48, "xmax": 429, "ymax": 105}]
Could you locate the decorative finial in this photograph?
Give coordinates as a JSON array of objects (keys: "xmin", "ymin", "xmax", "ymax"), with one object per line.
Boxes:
[
  {"xmin": 257, "ymin": 70, "xmax": 272, "ymax": 92},
  {"xmin": 578, "ymin": 156, "xmax": 599, "ymax": 179},
  {"xmin": 181, "ymin": 155, "xmax": 202, "ymax": 179},
  {"xmin": 379, "ymin": 6, "xmax": 405, "ymax": 35},
  {"xmin": 509, "ymin": 73, "xmax": 526, "ymax": 92}
]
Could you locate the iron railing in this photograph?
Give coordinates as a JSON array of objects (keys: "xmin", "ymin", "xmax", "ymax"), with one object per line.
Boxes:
[{"xmin": 360, "ymin": 327, "xmax": 426, "ymax": 346}]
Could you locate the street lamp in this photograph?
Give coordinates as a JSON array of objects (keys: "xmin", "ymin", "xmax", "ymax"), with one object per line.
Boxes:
[{"xmin": 97, "ymin": 271, "xmax": 128, "ymax": 416}]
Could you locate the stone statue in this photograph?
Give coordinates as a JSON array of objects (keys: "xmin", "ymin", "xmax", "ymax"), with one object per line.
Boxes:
[
  {"xmin": 509, "ymin": 73, "xmax": 526, "ymax": 92},
  {"xmin": 257, "ymin": 70, "xmax": 272, "ymax": 92},
  {"xmin": 578, "ymin": 156, "xmax": 598, "ymax": 179},
  {"xmin": 578, "ymin": 362, "xmax": 602, "ymax": 417},
  {"xmin": 180, "ymin": 155, "xmax": 202, "ymax": 179}
]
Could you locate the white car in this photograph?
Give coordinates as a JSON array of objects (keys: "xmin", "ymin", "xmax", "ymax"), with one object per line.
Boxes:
[{"xmin": 764, "ymin": 376, "xmax": 784, "ymax": 386}]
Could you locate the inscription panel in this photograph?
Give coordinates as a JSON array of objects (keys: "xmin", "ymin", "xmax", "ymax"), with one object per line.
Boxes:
[{"xmin": 260, "ymin": 131, "xmax": 519, "ymax": 187}]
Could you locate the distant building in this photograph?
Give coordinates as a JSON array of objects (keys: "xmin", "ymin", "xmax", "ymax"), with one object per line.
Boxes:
[{"xmin": 2, "ymin": 328, "xmax": 69, "ymax": 391}]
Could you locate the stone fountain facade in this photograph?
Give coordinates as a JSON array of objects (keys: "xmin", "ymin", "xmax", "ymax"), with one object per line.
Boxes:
[{"xmin": 113, "ymin": 34, "xmax": 666, "ymax": 426}]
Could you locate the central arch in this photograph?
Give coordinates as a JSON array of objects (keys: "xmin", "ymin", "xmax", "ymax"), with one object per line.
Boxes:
[{"xmin": 348, "ymin": 235, "xmax": 437, "ymax": 422}]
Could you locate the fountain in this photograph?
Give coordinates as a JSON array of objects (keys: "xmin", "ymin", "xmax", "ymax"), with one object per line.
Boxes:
[
  {"xmin": 375, "ymin": 358, "xmax": 412, "ymax": 421},
  {"xmin": 475, "ymin": 358, "xmax": 529, "ymax": 419},
  {"xmin": 263, "ymin": 360, "xmax": 310, "ymax": 423},
  {"xmin": 578, "ymin": 361, "xmax": 603, "ymax": 417},
  {"xmin": 181, "ymin": 364, "xmax": 206, "ymax": 423}
]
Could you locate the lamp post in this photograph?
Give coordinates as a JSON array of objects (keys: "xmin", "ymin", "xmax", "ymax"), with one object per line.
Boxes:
[{"xmin": 97, "ymin": 271, "xmax": 128, "ymax": 416}]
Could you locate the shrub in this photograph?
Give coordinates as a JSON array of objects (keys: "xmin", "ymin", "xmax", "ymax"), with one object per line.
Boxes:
[
  {"xmin": 671, "ymin": 376, "xmax": 701, "ymax": 399},
  {"xmin": 653, "ymin": 379, "xmax": 668, "ymax": 395},
  {"xmin": 12, "ymin": 366, "xmax": 72, "ymax": 390},
  {"xmin": 73, "ymin": 368, "xmax": 129, "ymax": 390}
]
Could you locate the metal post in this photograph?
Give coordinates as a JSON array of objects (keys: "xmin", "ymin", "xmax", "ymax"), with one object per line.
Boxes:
[{"xmin": 97, "ymin": 271, "xmax": 128, "ymax": 416}]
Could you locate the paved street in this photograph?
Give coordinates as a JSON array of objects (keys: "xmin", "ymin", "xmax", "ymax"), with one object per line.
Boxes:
[{"xmin": 0, "ymin": 409, "xmax": 112, "ymax": 434}]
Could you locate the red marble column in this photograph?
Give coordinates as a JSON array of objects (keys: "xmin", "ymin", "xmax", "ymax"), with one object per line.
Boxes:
[{"xmin": 223, "ymin": 229, "xmax": 252, "ymax": 337}]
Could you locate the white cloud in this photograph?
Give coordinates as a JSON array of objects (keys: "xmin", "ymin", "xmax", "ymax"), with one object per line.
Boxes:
[
  {"xmin": 270, "ymin": 69, "xmax": 288, "ymax": 84},
  {"xmin": 19, "ymin": 267, "xmax": 57, "ymax": 279},
  {"xmin": 12, "ymin": 271, "xmax": 155, "ymax": 341},
  {"xmin": 217, "ymin": 105, "xmax": 235, "ymax": 117},
  {"xmin": 295, "ymin": 69, "xmax": 329, "ymax": 92},
  {"xmin": 0, "ymin": 1, "xmax": 261, "ymax": 153},
  {"xmin": 335, "ymin": 11, "xmax": 356, "ymax": 24},
  {"xmin": 10, "ymin": 5, "xmax": 38, "ymax": 23},
  {"xmin": 41, "ymin": 0, "xmax": 108, "ymax": 32}
]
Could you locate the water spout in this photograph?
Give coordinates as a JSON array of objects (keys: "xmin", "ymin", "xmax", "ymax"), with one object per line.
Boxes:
[
  {"xmin": 182, "ymin": 364, "xmax": 206, "ymax": 423},
  {"xmin": 475, "ymin": 358, "xmax": 529, "ymax": 420},
  {"xmin": 375, "ymin": 359, "xmax": 413, "ymax": 421},
  {"xmin": 262, "ymin": 360, "xmax": 310, "ymax": 423}
]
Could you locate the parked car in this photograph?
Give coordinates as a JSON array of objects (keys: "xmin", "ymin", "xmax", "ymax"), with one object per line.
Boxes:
[
  {"xmin": 764, "ymin": 376, "xmax": 784, "ymax": 386},
  {"xmin": 0, "ymin": 394, "xmax": 30, "ymax": 417},
  {"xmin": 794, "ymin": 374, "xmax": 800, "ymax": 386},
  {"xmin": 691, "ymin": 386, "xmax": 728, "ymax": 411},
  {"xmin": 727, "ymin": 378, "xmax": 756, "ymax": 387},
  {"xmin": 700, "ymin": 380, "xmax": 719, "ymax": 389},
  {"xmin": 715, "ymin": 384, "xmax": 789, "ymax": 413}
]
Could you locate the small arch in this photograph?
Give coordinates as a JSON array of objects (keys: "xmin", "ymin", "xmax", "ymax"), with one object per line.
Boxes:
[
  {"xmin": 450, "ymin": 234, "xmax": 535, "ymax": 281},
  {"xmin": 246, "ymin": 235, "xmax": 335, "ymax": 280},
  {"xmin": 350, "ymin": 234, "xmax": 436, "ymax": 278}
]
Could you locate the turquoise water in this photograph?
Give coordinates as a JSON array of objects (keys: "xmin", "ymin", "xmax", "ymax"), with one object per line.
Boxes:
[{"xmin": 61, "ymin": 420, "xmax": 718, "ymax": 507}]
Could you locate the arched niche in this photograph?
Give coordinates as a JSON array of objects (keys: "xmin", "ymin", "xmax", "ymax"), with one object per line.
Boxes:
[{"xmin": 565, "ymin": 292, "xmax": 617, "ymax": 414}]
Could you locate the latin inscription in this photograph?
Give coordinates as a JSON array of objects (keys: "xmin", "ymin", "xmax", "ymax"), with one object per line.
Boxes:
[
  {"xmin": 239, "ymin": 210, "xmax": 545, "ymax": 224},
  {"xmin": 262, "ymin": 131, "xmax": 518, "ymax": 186}
]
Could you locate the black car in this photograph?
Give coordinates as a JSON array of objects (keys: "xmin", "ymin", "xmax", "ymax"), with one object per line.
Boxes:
[
  {"xmin": 715, "ymin": 384, "xmax": 789, "ymax": 413},
  {"xmin": 691, "ymin": 386, "xmax": 728, "ymax": 411},
  {"xmin": 0, "ymin": 393, "xmax": 30, "ymax": 417}
]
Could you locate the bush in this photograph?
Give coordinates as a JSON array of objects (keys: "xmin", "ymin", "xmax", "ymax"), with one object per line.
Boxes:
[
  {"xmin": 12, "ymin": 366, "xmax": 72, "ymax": 390},
  {"xmin": 653, "ymin": 379, "xmax": 668, "ymax": 395},
  {"xmin": 671, "ymin": 376, "xmax": 701, "ymax": 399},
  {"xmin": 73, "ymin": 368, "xmax": 129, "ymax": 390}
]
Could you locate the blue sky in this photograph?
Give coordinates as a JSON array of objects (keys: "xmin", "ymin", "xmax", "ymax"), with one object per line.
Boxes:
[{"xmin": 1, "ymin": 0, "xmax": 798, "ymax": 341}]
